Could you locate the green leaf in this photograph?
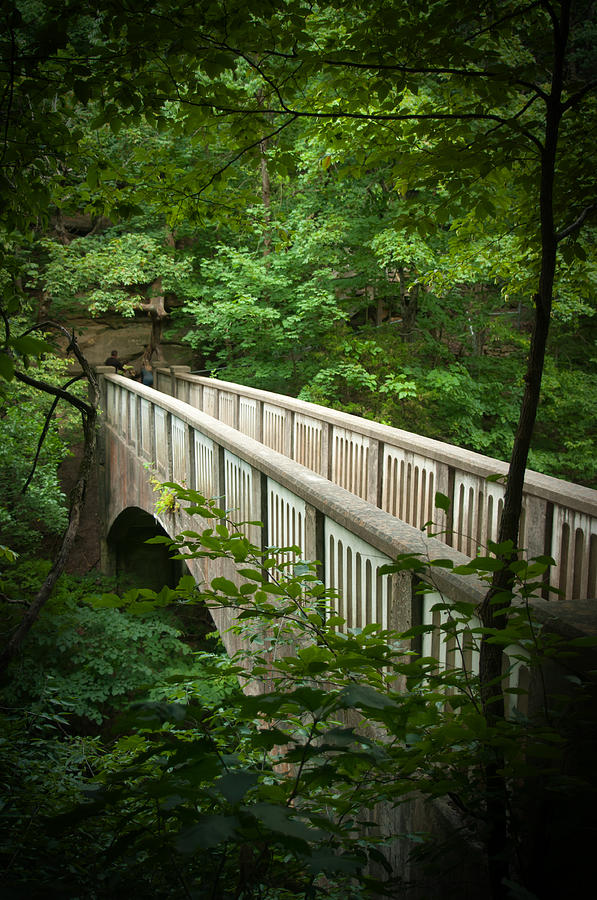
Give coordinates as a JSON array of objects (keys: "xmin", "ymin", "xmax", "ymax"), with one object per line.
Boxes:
[
  {"xmin": 434, "ymin": 492, "xmax": 451, "ymax": 512},
  {"xmin": 0, "ymin": 353, "xmax": 15, "ymax": 380},
  {"xmin": 238, "ymin": 568, "xmax": 265, "ymax": 581},
  {"xmin": 215, "ymin": 771, "xmax": 259, "ymax": 804},
  {"xmin": 88, "ymin": 593, "xmax": 123, "ymax": 608},
  {"xmin": 487, "ymin": 540, "xmax": 516, "ymax": 556},
  {"xmin": 567, "ymin": 636, "xmax": 597, "ymax": 648},
  {"xmin": 339, "ymin": 684, "xmax": 399, "ymax": 711},
  {"xmin": 11, "ymin": 335, "xmax": 53, "ymax": 356},
  {"xmin": 251, "ymin": 802, "xmax": 324, "ymax": 842},
  {"xmin": 306, "ymin": 848, "xmax": 363, "ymax": 875},
  {"xmin": 175, "ymin": 815, "xmax": 238, "ymax": 853},
  {"xmin": 211, "ymin": 576, "xmax": 239, "ymax": 595},
  {"xmin": 472, "ymin": 557, "xmax": 504, "ymax": 572}
]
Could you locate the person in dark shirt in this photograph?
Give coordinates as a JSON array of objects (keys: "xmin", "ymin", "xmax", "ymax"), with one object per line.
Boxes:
[{"xmin": 104, "ymin": 350, "xmax": 125, "ymax": 372}]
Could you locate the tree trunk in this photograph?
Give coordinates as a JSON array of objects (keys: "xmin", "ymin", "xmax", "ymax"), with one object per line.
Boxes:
[
  {"xmin": 260, "ymin": 138, "xmax": 271, "ymax": 256},
  {"xmin": 478, "ymin": 5, "xmax": 569, "ymax": 895},
  {"xmin": 141, "ymin": 276, "xmax": 168, "ymax": 363},
  {"xmin": 256, "ymin": 88, "xmax": 272, "ymax": 257}
]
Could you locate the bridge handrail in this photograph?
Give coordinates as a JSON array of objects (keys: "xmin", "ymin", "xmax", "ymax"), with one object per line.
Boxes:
[
  {"xmin": 101, "ymin": 371, "xmax": 483, "ymax": 603},
  {"xmin": 156, "ymin": 368, "xmax": 597, "ymax": 602},
  {"xmin": 100, "ymin": 370, "xmax": 597, "ymax": 715},
  {"xmin": 158, "ymin": 370, "xmax": 596, "ymax": 510}
]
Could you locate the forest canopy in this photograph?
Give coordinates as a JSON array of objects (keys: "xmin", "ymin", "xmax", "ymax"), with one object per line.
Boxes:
[{"xmin": 1, "ymin": 0, "xmax": 595, "ymax": 489}]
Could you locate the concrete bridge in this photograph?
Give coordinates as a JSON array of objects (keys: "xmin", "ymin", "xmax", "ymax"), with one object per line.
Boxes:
[
  {"xmin": 98, "ymin": 366, "xmax": 596, "ymax": 691},
  {"xmin": 96, "ymin": 367, "xmax": 597, "ymax": 897}
]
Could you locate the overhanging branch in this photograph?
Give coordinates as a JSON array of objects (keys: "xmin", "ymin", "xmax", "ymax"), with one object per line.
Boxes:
[
  {"xmin": 20, "ymin": 373, "xmax": 84, "ymax": 495},
  {"xmin": 14, "ymin": 369, "xmax": 92, "ymax": 416},
  {"xmin": 555, "ymin": 202, "xmax": 597, "ymax": 243},
  {"xmin": 0, "ymin": 328, "xmax": 100, "ymax": 673}
]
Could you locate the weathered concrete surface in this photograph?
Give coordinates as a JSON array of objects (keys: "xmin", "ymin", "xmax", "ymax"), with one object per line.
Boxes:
[
  {"xmin": 165, "ymin": 371, "xmax": 597, "ymax": 606},
  {"xmin": 99, "ymin": 375, "xmax": 597, "ymax": 900},
  {"xmin": 100, "ymin": 424, "xmax": 256, "ymax": 659}
]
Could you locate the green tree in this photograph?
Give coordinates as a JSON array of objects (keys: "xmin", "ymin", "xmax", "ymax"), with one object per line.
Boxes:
[{"xmin": 2, "ymin": 7, "xmax": 596, "ymax": 894}]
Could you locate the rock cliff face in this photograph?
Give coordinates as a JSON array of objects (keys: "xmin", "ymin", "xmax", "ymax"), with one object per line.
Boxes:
[
  {"xmin": 46, "ymin": 213, "xmax": 198, "ymax": 372},
  {"xmin": 59, "ymin": 309, "xmax": 195, "ymax": 371}
]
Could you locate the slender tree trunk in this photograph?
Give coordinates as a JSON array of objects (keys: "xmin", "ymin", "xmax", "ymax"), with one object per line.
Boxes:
[
  {"xmin": 260, "ymin": 137, "xmax": 271, "ymax": 256},
  {"xmin": 478, "ymin": 5, "xmax": 569, "ymax": 895},
  {"xmin": 142, "ymin": 276, "xmax": 168, "ymax": 363},
  {"xmin": 397, "ymin": 266, "xmax": 419, "ymax": 339},
  {"xmin": 257, "ymin": 88, "xmax": 272, "ymax": 257}
]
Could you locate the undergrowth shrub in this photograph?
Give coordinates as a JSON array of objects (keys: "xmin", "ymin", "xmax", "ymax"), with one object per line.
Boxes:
[
  {"xmin": 0, "ymin": 562, "xmax": 206, "ymax": 725},
  {"xmin": 0, "ymin": 489, "xmax": 595, "ymax": 899}
]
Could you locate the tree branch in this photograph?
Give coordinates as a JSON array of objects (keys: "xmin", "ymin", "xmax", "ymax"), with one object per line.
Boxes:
[
  {"xmin": 14, "ymin": 369, "xmax": 92, "ymax": 416},
  {"xmin": 186, "ymin": 114, "xmax": 299, "ymax": 199},
  {"xmin": 20, "ymin": 374, "xmax": 84, "ymax": 495},
  {"xmin": 19, "ymin": 320, "xmax": 98, "ymax": 392},
  {"xmin": 561, "ymin": 79, "xmax": 597, "ymax": 112},
  {"xmin": 0, "ymin": 403, "xmax": 98, "ymax": 673},
  {"xmin": 0, "ymin": 331, "xmax": 100, "ymax": 672},
  {"xmin": 555, "ymin": 202, "xmax": 597, "ymax": 242}
]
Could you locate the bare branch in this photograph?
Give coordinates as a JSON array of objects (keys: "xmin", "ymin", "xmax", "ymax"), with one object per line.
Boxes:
[
  {"xmin": 166, "ymin": 92, "xmax": 540, "ymax": 129},
  {"xmin": 561, "ymin": 79, "xmax": 597, "ymax": 113},
  {"xmin": 0, "ymin": 328, "xmax": 100, "ymax": 671},
  {"xmin": 555, "ymin": 202, "xmax": 597, "ymax": 242},
  {"xmin": 468, "ymin": 1, "xmax": 544, "ymax": 40},
  {"xmin": 20, "ymin": 320, "xmax": 98, "ymax": 393},
  {"xmin": 186, "ymin": 114, "xmax": 299, "ymax": 199},
  {"xmin": 21, "ymin": 374, "xmax": 84, "ymax": 495},
  {"xmin": 0, "ymin": 402, "xmax": 98, "ymax": 673},
  {"xmin": 539, "ymin": 0, "xmax": 560, "ymax": 35},
  {"xmin": 14, "ymin": 369, "xmax": 92, "ymax": 416}
]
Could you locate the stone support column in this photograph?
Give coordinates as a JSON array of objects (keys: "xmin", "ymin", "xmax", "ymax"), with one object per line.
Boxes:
[{"xmin": 169, "ymin": 365, "xmax": 191, "ymax": 400}]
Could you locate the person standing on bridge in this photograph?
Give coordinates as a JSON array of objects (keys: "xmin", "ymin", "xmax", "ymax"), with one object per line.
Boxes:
[
  {"xmin": 104, "ymin": 349, "xmax": 125, "ymax": 372},
  {"xmin": 136, "ymin": 344, "xmax": 154, "ymax": 386},
  {"xmin": 139, "ymin": 360, "xmax": 154, "ymax": 386}
]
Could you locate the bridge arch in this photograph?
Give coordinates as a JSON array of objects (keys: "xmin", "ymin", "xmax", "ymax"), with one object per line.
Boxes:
[
  {"xmin": 104, "ymin": 503, "xmax": 218, "ymax": 649},
  {"xmin": 105, "ymin": 506, "xmax": 182, "ymax": 591}
]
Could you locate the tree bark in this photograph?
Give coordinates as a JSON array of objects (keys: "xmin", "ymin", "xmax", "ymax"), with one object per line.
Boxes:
[
  {"xmin": 478, "ymin": 4, "xmax": 569, "ymax": 895},
  {"xmin": 141, "ymin": 276, "xmax": 168, "ymax": 363},
  {"xmin": 257, "ymin": 89, "xmax": 272, "ymax": 257}
]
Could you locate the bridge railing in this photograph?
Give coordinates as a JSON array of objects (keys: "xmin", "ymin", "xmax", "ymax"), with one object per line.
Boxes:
[
  {"xmin": 101, "ymin": 371, "xmax": 597, "ymax": 720},
  {"xmin": 155, "ymin": 368, "xmax": 597, "ymax": 603}
]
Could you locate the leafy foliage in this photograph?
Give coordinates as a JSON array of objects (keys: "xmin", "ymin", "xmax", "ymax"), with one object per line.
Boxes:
[
  {"xmin": 0, "ymin": 353, "xmax": 86, "ymax": 552},
  {"xmin": 2, "ymin": 489, "xmax": 594, "ymax": 898},
  {"xmin": 0, "ymin": 562, "xmax": 201, "ymax": 724},
  {"xmin": 42, "ymin": 227, "xmax": 198, "ymax": 318}
]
